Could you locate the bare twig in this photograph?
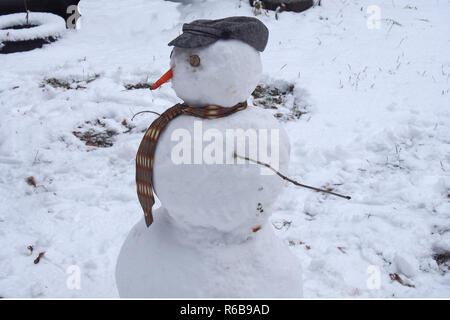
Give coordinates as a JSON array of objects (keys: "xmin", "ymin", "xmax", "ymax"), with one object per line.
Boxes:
[
  {"xmin": 233, "ymin": 153, "xmax": 351, "ymax": 200},
  {"xmin": 24, "ymin": 0, "xmax": 29, "ymax": 25},
  {"xmin": 34, "ymin": 252, "xmax": 45, "ymax": 264},
  {"xmin": 272, "ymin": 220, "xmax": 292, "ymax": 230},
  {"xmin": 131, "ymin": 110, "xmax": 161, "ymax": 121},
  {"xmin": 337, "ymin": 246, "xmax": 347, "ymax": 254}
]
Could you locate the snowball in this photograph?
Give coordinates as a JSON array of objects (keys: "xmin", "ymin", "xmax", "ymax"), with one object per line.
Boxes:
[
  {"xmin": 170, "ymin": 39, "xmax": 262, "ymax": 107},
  {"xmin": 116, "ymin": 207, "xmax": 303, "ymax": 298},
  {"xmin": 152, "ymin": 106, "xmax": 290, "ymax": 238}
]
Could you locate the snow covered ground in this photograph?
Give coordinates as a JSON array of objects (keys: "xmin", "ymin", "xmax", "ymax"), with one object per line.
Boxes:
[{"xmin": 0, "ymin": 0, "xmax": 449, "ymax": 298}]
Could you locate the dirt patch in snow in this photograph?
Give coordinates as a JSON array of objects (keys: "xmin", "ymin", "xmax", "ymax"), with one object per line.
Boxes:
[
  {"xmin": 73, "ymin": 119, "xmax": 117, "ymax": 147},
  {"xmin": 433, "ymin": 251, "xmax": 450, "ymax": 272},
  {"xmin": 251, "ymin": 81, "xmax": 309, "ymax": 121},
  {"xmin": 124, "ymin": 82, "xmax": 152, "ymax": 90},
  {"xmin": 73, "ymin": 118, "xmax": 135, "ymax": 147},
  {"xmin": 41, "ymin": 74, "xmax": 100, "ymax": 90}
]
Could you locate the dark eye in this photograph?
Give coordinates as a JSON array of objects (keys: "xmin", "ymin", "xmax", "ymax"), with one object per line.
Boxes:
[{"xmin": 189, "ymin": 55, "xmax": 200, "ymax": 67}]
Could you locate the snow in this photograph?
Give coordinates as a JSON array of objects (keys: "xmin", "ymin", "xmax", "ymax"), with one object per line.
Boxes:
[
  {"xmin": 0, "ymin": 12, "xmax": 66, "ymax": 42},
  {"xmin": 0, "ymin": 0, "xmax": 449, "ymax": 298},
  {"xmin": 171, "ymin": 39, "xmax": 262, "ymax": 107}
]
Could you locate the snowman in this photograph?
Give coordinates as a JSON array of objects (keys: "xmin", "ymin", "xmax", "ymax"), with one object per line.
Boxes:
[{"xmin": 116, "ymin": 16, "xmax": 303, "ymax": 298}]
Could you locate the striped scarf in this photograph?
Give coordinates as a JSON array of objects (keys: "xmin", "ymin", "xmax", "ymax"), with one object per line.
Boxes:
[{"xmin": 136, "ymin": 101, "xmax": 248, "ymax": 227}]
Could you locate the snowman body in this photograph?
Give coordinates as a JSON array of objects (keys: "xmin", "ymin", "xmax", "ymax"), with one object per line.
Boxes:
[
  {"xmin": 116, "ymin": 39, "xmax": 303, "ymax": 297},
  {"xmin": 116, "ymin": 207, "xmax": 302, "ymax": 298}
]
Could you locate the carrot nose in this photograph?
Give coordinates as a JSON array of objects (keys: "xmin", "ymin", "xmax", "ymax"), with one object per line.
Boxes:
[{"xmin": 150, "ymin": 69, "xmax": 173, "ymax": 90}]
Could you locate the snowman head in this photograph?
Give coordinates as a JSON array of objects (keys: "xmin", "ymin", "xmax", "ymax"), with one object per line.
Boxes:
[
  {"xmin": 170, "ymin": 39, "xmax": 262, "ymax": 107},
  {"xmin": 151, "ymin": 17, "xmax": 269, "ymax": 107}
]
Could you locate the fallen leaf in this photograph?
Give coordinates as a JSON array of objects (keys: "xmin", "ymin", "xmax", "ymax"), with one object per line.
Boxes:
[
  {"xmin": 252, "ymin": 225, "xmax": 262, "ymax": 233},
  {"xmin": 389, "ymin": 273, "xmax": 415, "ymax": 288},
  {"xmin": 26, "ymin": 176, "xmax": 37, "ymax": 187}
]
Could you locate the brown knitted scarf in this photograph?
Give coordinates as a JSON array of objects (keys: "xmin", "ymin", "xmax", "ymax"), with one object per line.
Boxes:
[{"xmin": 136, "ymin": 101, "xmax": 248, "ymax": 227}]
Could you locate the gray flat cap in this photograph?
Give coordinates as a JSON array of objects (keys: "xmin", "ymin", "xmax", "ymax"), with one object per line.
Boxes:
[{"xmin": 168, "ymin": 16, "xmax": 269, "ymax": 52}]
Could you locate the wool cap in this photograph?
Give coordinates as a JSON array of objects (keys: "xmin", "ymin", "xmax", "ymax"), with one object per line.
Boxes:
[{"xmin": 168, "ymin": 16, "xmax": 269, "ymax": 52}]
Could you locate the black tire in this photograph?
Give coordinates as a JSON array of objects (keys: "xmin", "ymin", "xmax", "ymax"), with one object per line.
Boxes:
[
  {"xmin": 0, "ymin": 0, "xmax": 80, "ymax": 23},
  {"xmin": 249, "ymin": 0, "xmax": 314, "ymax": 13},
  {"xmin": 0, "ymin": 12, "xmax": 66, "ymax": 54}
]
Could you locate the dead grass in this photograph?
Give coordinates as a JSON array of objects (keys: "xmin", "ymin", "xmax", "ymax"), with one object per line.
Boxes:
[
  {"xmin": 251, "ymin": 83, "xmax": 308, "ymax": 121},
  {"xmin": 124, "ymin": 83, "xmax": 152, "ymax": 90},
  {"xmin": 42, "ymin": 74, "xmax": 100, "ymax": 90},
  {"xmin": 433, "ymin": 251, "xmax": 450, "ymax": 272},
  {"xmin": 73, "ymin": 118, "xmax": 135, "ymax": 147}
]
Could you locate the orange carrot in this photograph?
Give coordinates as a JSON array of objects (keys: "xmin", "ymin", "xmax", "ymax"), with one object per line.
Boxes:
[{"xmin": 151, "ymin": 69, "xmax": 173, "ymax": 90}]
